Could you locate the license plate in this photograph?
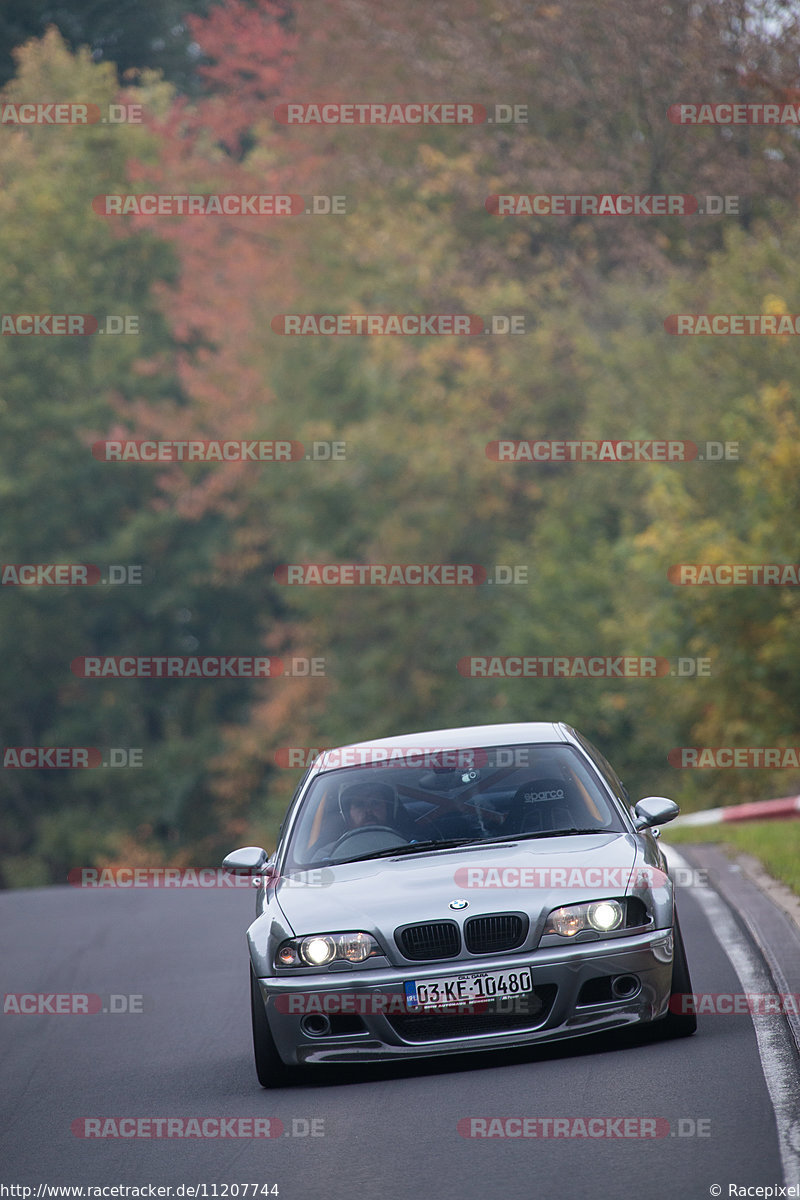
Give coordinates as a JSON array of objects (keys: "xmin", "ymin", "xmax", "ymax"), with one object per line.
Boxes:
[{"xmin": 404, "ymin": 967, "xmax": 533, "ymax": 1010}]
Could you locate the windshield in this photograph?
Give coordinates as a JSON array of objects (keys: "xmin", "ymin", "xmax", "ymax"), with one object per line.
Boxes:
[{"xmin": 282, "ymin": 742, "xmax": 626, "ymax": 870}]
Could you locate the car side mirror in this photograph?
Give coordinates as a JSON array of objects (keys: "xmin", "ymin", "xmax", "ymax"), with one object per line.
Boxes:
[
  {"xmin": 222, "ymin": 846, "xmax": 270, "ymax": 874},
  {"xmin": 632, "ymin": 797, "xmax": 680, "ymax": 830}
]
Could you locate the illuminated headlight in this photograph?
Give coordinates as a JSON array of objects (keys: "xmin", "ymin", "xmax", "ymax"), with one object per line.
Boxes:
[
  {"xmin": 301, "ymin": 936, "xmax": 337, "ymax": 966},
  {"xmin": 587, "ymin": 900, "xmax": 623, "ymax": 931},
  {"xmin": 275, "ymin": 931, "xmax": 383, "ymax": 969},
  {"xmin": 544, "ymin": 899, "xmax": 625, "ymax": 937}
]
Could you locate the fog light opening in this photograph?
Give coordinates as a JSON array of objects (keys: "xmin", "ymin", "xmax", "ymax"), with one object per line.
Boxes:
[
  {"xmin": 301, "ymin": 1014, "xmax": 332, "ymax": 1037},
  {"xmin": 611, "ymin": 974, "xmax": 640, "ymax": 1000}
]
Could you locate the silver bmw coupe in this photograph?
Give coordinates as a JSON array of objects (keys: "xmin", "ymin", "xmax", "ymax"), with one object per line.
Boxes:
[{"xmin": 223, "ymin": 722, "xmax": 696, "ymax": 1087}]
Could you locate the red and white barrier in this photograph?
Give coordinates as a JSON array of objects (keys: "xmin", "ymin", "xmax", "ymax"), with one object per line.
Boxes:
[{"xmin": 672, "ymin": 795, "xmax": 800, "ymax": 827}]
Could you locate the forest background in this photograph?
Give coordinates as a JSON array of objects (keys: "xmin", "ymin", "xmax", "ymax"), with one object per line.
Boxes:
[{"xmin": 3, "ymin": 0, "xmax": 800, "ymax": 886}]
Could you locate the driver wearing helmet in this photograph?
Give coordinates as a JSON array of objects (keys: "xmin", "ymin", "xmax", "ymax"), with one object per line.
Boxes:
[
  {"xmin": 308, "ymin": 779, "xmax": 434, "ymax": 861},
  {"xmin": 339, "ymin": 781, "xmax": 402, "ymax": 830}
]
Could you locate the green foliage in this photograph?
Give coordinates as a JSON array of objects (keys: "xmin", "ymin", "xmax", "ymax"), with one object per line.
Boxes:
[
  {"xmin": 0, "ymin": 29, "xmax": 286, "ymax": 885},
  {"xmin": 5, "ymin": 2, "xmax": 800, "ymax": 884}
]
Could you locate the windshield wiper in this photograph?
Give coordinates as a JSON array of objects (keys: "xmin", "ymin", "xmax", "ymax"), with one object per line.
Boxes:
[{"xmin": 333, "ymin": 836, "xmax": 486, "ymax": 865}]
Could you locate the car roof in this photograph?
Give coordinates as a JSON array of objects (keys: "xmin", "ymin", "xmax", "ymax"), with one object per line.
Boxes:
[{"xmin": 309, "ymin": 722, "xmax": 577, "ymax": 777}]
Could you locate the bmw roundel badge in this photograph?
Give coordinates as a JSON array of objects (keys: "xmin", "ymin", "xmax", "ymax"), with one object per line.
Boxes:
[{"xmin": 449, "ymin": 899, "xmax": 469, "ymax": 910}]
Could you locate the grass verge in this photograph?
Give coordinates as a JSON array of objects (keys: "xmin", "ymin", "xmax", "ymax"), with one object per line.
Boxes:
[{"xmin": 663, "ymin": 819, "xmax": 800, "ymax": 898}]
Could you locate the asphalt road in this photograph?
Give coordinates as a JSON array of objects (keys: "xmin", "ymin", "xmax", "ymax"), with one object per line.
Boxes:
[{"xmin": 1, "ymin": 863, "xmax": 798, "ymax": 1200}]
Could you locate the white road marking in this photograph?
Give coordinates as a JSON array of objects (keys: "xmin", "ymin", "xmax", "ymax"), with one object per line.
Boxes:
[{"xmin": 665, "ymin": 845, "xmax": 800, "ymax": 1186}]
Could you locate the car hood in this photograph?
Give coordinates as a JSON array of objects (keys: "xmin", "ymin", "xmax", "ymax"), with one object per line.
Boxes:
[{"xmin": 274, "ymin": 833, "xmax": 643, "ymax": 936}]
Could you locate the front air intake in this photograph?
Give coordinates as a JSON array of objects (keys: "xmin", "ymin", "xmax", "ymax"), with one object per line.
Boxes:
[
  {"xmin": 396, "ymin": 921, "xmax": 461, "ymax": 960},
  {"xmin": 464, "ymin": 913, "xmax": 528, "ymax": 954}
]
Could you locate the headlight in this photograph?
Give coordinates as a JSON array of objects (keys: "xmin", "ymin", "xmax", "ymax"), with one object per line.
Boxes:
[
  {"xmin": 338, "ymin": 931, "xmax": 374, "ymax": 962},
  {"xmin": 546, "ymin": 907, "xmax": 585, "ymax": 937},
  {"xmin": 588, "ymin": 900, "xmax": 623, "ymax": 931},
  {"xmin": 544, "ymin": 899, "xmax": 625, "ymax": 937},
  {"xmin": 301, "ymin": 936, "xmax": 337, "ymax": 966},
  {"xmin": 275, "ymin": 931, "xmax": 383, "ymax": 969}
]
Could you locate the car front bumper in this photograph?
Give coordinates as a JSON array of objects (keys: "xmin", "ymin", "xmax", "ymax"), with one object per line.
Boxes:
[{"xmin": 254, "ymin": 927, "xmax": 675, "ymax": 1066}]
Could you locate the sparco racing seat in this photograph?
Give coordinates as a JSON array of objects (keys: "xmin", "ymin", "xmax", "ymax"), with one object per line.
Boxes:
[{"xmin": 505, "ymin": 778, "xmax": 578, "ymax": 834}]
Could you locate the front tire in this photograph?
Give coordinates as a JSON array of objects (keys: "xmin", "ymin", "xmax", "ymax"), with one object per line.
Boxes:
[
  {"xmin": 250, "ymin": 967, "xmax": 296, "ymax": 1087},
  {"xmin": 651, "ymin": 911, "xmax": 697, "ymax": 1039}
]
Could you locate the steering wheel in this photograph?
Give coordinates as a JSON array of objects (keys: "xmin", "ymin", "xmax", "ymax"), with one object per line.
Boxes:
[{"xmin": 328, "ymin": 825, "xmax": 409, "ymax": 858}]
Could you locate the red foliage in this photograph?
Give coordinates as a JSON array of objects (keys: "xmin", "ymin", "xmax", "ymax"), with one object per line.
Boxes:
[{"xmin": 113, "ymin": 0, "xmax": 313, "ymax": 516}]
